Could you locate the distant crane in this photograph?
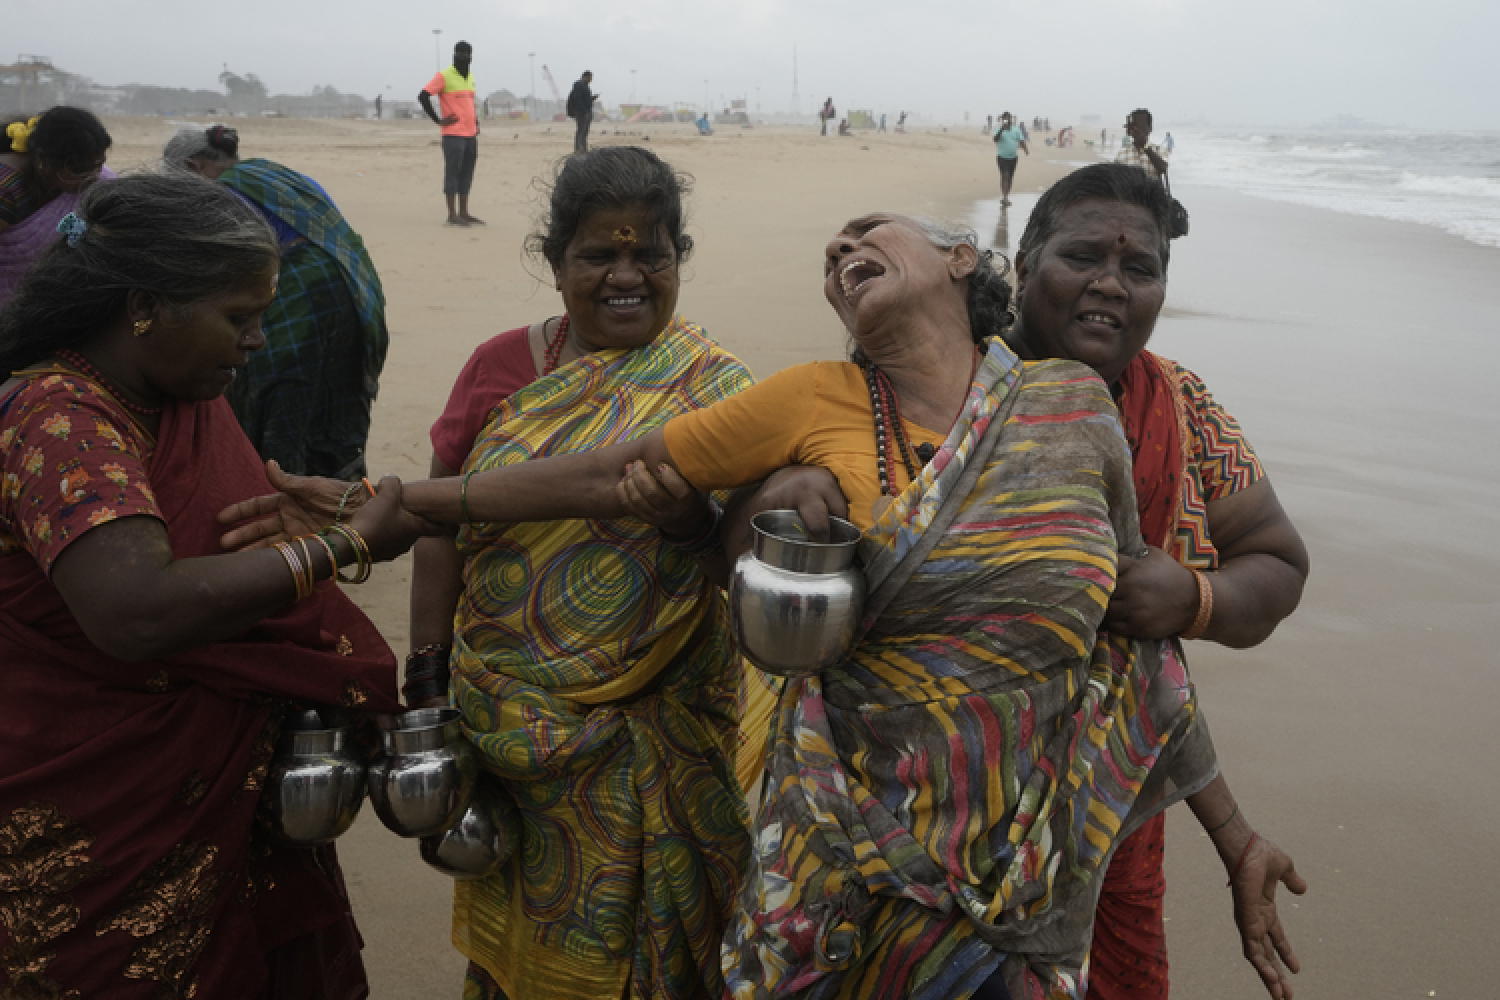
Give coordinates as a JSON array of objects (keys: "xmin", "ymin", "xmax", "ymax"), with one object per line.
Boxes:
[{"xmin": 540, "ymin": 65, "xmax": 566, "ymax": 121}]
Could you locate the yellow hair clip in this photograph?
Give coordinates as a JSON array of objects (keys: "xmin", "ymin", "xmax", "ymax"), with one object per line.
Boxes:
[{"xmin": 5, "ymin": 117, "xmax": 40, "ymax": 154}]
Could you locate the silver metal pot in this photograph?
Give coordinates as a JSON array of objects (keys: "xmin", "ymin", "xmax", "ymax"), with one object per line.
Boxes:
[
  {"xmin": 264, "ymin": 726, "xmax": 367, "ymax": 846},
  {"xmin": 367, "ymin": 708, "xmax": 478, "ymax": 838},
  {"xmin": 729, "ymin": 510, "xmax": 866, "ymax": 678},
  {"xmin": 419, "ymin": 779, "xmax": 522, "ymax": 880}
]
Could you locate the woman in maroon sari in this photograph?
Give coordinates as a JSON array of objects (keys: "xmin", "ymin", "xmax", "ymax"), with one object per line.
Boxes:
[{"xmin": 0, "ymin": 174, "xmax": 426, "ymax": 999}]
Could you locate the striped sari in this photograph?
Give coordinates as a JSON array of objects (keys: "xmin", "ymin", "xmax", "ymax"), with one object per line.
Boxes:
[
  {"xmin": 450, "ymin": 319, "xmax": 756, "ymax": 1000},
  {"xmin": 721, "ymin": 341, "xmax": 1218, "ymax": 1000}
]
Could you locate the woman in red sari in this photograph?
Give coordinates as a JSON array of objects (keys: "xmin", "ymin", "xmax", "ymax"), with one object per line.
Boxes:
[
  {"xmin": 1004, "ymin": 163, "xmax": 1311, "ymax": 1000},
  {"xmin": 0, "ymin": 174, "xmax": 426, "ymax": 999}
]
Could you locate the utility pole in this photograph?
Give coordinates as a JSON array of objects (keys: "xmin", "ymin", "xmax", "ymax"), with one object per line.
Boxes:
[
  {"xmin": 630, "ymin": 69, "xmax": 637, "ymax": 104},
  {"xmin": 529, "ymin": 52, "xmax": 536, "ymax": 118},
  {"xmin": 791, "ymin": 45, "xmax": 799, "ymax": 116},
  {"xmin": 433, "ymin": 30, "xmax": 442, "ymax": 71}
]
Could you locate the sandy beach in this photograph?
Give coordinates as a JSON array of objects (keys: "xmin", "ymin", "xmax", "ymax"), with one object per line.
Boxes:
[{"xmin": 97, "ymin": 117, "xmax": 1500, "ymax": 998}]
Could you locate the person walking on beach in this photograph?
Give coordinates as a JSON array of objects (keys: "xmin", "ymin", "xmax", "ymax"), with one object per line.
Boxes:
[
  {"xmin": 993, "ymin": 110, "xmax": 1029, "ymax": 206},
  {"xmin": 1164, "ymin": 131, "xmax": 1175, "ymax": 154},
  {"xmin": 567, "ymin": 71, "xmax": 597, "ymax": 153},
  {"xmin": 419, "ymin": 40, "xmax": 483, "ymax": 227},
  {"xmin": 1117, "ymin": 108, "xmax": 1170, "ymax": 179},
  {"xmin": 819, "ymin": 97, "xmax": 835, "ymax": 136}
]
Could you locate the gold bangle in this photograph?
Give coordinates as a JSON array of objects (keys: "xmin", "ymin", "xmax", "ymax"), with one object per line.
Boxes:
[
  {"xmin": 327, "ymin": 524, "xmax": 372, "ymax": 584},
  {"xmin": 275, "ymin": 541, "xmax": 308, "ymax": 601},
  {"xmin": 1180, "ymin": 568, "xmax": 1215, "ymax": 640},
  {"xmin": 295, "ymin": 536, "xmax": 318, "ymax": 595},
  {"xmin": 325, "ymin": 525, "xmax": 361, "ymax": 583},
  {"xmin": 349, "ymin": 526, "xmax": 373, "ymax": 582}
]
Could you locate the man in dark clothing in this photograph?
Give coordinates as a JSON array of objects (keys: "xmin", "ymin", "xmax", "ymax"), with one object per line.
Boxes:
[{"xmin": 567, "ymin": 71, "xmax": 597, "ymax": 154}]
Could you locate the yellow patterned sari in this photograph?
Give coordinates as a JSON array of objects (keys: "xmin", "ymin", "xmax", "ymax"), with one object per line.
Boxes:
[{"xmin": 450, "ymin": 318, "xmax": 755, "ymax": 1000}]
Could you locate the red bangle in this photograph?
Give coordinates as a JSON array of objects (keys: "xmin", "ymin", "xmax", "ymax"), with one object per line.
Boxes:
[
  {"xmin": 1227, "ymin": 831, "xmax": 1259, "ymax": 887},
  {"xmin": 1180, "ymin": 568, "xmax": 1215, "ymax": 640}
]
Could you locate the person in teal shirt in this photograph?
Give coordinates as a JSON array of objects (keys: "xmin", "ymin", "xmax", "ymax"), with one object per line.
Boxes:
[{"xmin": 992, "ymin": 111, "xmax": 1029, "ymax": 206}]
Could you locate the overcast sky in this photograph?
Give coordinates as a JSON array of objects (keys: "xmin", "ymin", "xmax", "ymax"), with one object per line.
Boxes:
[{"xmin": 11, "ymin": 0, "xmax": 1498, "ymax": 128}]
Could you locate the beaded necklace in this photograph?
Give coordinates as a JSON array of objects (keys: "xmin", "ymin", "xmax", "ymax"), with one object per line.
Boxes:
[
  {"xmin": 861, "ymin": 346, "xmax": 982, "ymax": 497},
  {"xmin": 55, "ymin": 349, "xmax": 164, "ymax": 417},
  {"xmin": 542, "ymin": 315, "xmax": 571, "ymax": 374}
]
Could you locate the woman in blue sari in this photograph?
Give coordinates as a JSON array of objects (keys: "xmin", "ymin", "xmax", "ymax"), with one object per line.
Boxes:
[{"xmin": 166, "ymin": 125, "xmax": 388, "ymax": 480}]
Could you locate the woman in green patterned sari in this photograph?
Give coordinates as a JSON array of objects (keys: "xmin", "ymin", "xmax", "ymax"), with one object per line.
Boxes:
[{"xmin": 406, "ymin": 148, "xmax": 756, "ymax": 1000}]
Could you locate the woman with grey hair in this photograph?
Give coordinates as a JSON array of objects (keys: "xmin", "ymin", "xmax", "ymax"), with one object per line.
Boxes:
[
  {"xmin": 165, "ymin": 125, "xmax": 389, "ymax": 482},
  {"xmin": 0, "ymin": 173, "xmax": 429, "ymax": 997},
  {"xmin": 728, "ymin": 181, "xmax": 1309, "ymax": 999}
]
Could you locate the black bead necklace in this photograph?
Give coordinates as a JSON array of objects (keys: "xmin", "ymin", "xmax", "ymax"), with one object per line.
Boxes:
[
  {"xmin": 56, "ymin": 349, "xmax": 163, "ymax": 417},
  {"xmin": 861, "ymin": 360, "xmax": 919, "ymax": 497}
]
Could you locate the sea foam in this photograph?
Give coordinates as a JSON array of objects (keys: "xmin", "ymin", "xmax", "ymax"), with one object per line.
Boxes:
[{"xmin": 1158, "ymin": 128, "xmax": 1500, "ymax": 250}]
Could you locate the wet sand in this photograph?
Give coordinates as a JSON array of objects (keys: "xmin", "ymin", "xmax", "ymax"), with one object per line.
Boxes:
[
  {"xmin": 1142, "ymin": 185, "xmax": 1500, "ymax": 999},
  {"xmin": 98, "ymin": 120, "xmax": 1498, "ymax": 996}
]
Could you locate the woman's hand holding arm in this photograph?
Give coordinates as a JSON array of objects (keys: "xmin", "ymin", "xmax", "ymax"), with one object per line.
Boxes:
[
  {"xmin": 617, "ymin": 460, "xmax": 730, "ymax": 587},
  {"xmin": 401, "ymin": 429, "xmax": 677, "ymax": 525},
  {"xmin": 1104, "ymin": 478, "xmax": 1309, "ymax": 647},
  {"xmin": 1187, "ymin": 775, "xmax": 1308, "ymax": 1000}
]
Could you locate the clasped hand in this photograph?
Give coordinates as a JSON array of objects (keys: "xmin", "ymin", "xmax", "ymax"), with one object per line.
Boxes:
[
  {"xmin": 215, "ymin": 460, "xmax": 440, "ymax": 561},
  {"xmin": 1103, "ymin": 546, "xmax": 1201, "ymax": 639}
]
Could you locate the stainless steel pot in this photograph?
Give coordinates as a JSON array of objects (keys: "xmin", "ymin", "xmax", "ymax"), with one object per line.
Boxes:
[
  {"xmin": 419, "ymin": 779, "xmax": 522, "ymax": 880},
  {"xmin": 368, "ymin": 708, "xmax": 478, "ymax": 838},
  {"xmin": 728, "ymin": 510, "xmax": 866, "ymax": 677},
  {"xmin": 264, "ymin": 726, "xmax": 367, "ymax": 846}
]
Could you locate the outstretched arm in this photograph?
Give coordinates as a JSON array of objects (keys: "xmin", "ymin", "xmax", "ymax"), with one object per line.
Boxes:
[
  {"xmin": 1187, "ymin": 775, "xmax": 1308, "ymax": 999},
  {"xmin": 402, "ymin": 428, "xmax": 677, "ymax": 524},
  {"xmin": 218, "ymin": 430, "xmax": 680, "ymax": 550}
]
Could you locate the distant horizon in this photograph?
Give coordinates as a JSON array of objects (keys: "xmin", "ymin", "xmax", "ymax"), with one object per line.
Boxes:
[
  {"xmin": 10, "ymin": 62, "xmax": 1498, "ymax": 135},
  {"xmin": 7, "ymin": 0, "xmax": 1496, "ymax": 130}
]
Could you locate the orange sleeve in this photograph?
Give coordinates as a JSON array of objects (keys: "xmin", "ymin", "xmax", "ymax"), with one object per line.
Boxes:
[{"xmin": 663, "ymin": 364, "xmax": 821, "ymax": 491}]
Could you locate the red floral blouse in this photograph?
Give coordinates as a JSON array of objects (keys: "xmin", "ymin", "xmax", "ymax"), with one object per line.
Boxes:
[{"xmin": 0, "ymin": 373, "xmax": 162, "ymax": 573}]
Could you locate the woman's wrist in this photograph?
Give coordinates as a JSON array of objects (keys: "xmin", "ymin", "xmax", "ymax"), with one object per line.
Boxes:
[
  {"xmin": 1207, "ymin": 811, "xmax": 1257, "ymax": 868},
  {"xmin": 1179, "ymin": 568, "xmax": 1215, "ymax": 639},
  {"xmin": 662, "ymin": 496, "xmax": 723, "ymax": 553}
]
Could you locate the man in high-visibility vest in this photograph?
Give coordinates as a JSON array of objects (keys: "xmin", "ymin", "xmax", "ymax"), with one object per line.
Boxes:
[{"xmin": 419, "ymin": 40, "xmax": 483, "ymax": 226}]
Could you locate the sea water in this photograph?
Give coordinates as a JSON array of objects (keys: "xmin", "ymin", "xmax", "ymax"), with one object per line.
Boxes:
[{"xmin": 1163, "ymin": 128, "xmax": 1500, "ymax": 249}]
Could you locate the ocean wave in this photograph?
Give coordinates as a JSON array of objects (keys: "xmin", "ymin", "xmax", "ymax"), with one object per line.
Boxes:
[{"xmin": 1170, "ymin": 129, "xmax": 1500, "ymax": 249}]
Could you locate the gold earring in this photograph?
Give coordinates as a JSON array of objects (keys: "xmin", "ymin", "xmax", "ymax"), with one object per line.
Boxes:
[{"xmin": 132, "ymin": 318, "xmax": 152, "ymax": 337}]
